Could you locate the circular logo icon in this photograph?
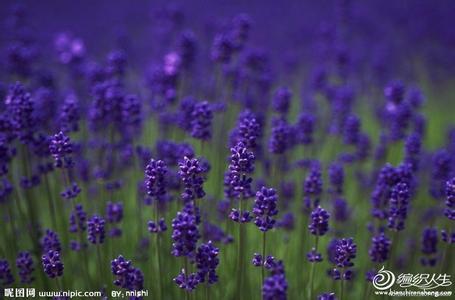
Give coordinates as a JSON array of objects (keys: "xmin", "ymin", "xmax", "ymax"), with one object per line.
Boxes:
[{"xmin": 372, "ymin": 266, "xmax": 396, "ymax": 290}]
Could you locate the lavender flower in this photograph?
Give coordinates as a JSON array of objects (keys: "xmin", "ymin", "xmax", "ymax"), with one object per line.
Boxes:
[
  {"xmin": 262, "ymin": 274, "xmax": 288, "ymax": 300},
  {"xmin": 420, "ymin": 227, "xmax": 438, "ymax": 266},
  {"xmin": 231, "ymin": 110, "xmax": 261, "ymax": 151},
  {"xmin": 225, "ymin": 142, "xmax": 255, "ymax": 200},
  {"xmin": 173, "ymin": 269, "xmax": 200, "ymax": 291},
  {"xmin": 87, "ymin": 215, "xmax": 106, "ymax": 244},
  {"xmin": 147, "ymin": 218, "xmax": 167, "ymax": 233},
  {"xmin": 303, "ymin": 162, "xmax": 323, "ymax": 210},
  {"xmin": 111, "ymin": 255, "xmax": 144, "ymax": 293},
  {"xmin": 429, "ymin": 149, "xmax": 452, "ymax": 200},
  {"xmin": 343, "ymin": 115, "xmax": 360, "ymax": 145},
  {"xmin": 211, "ymin": 34, "xmax": 234, "ymax": 64},
  {"xmin": 178, "ymin": 156, "xmax": 205, "ymax": 202},
  {"xmin": 334, "ymin": 238, "xmax": 357, "ymax": 268},
  {"xmin": 296, "ymin": 112, "xmax": 315, "ymax": 145},
  {"xmin": 388, "ymin": 182, "xmax": 411, "ymax": 231},
  {"xmin": 41, "ymin": 229, "xmax": 61, "ymax": 253},
  {"xmin": 16, "ymin": 251, "xmax": 34, "ymax": 284},
  {"xmin": 145, "ymin": 159, "xmax": 167, "ymax": 202},
  {"xmin": 49, "ymin": 131, "xmax": 73, "ymax": 169},
  {"xmin": 368, "ymin": 233, "xmax": 391, "ymax": 263},
  {"xmin": 195, "ymin": 241, "xmax": 219, "ymax": 284},
  {"xmin": 269, "ymin": 118, "xmax": 293, "ymax": 154},
  {"xmin": 60, "ymin": 182, "xmax": 81, "ymax": 200},
  {"xmin": 171, "ymin": 205, "xmax": 200, "ymax": 257},
  {"xmin": 59, "ymin": 93, "xmax": 80, "ymax": 133},
  {"xmin": 445, "ymin": 178, "xmax": 455, "ymax": 220},
  {"xmin": 333, "ymin": 197, "xmax": 349, "ymax": 222},
  {"xmin": 202, "ymin": 221, "xmax": 233, "ymax": 244},
  {"xmin": 253, "ymin": 186, "xmax": 278, "ymax": 231},
  {"xmin": 5, "ymin": 82, "xmax": 34, "ymax": 143},
  {"xmin": 307, "ymin": 248, "xmax": 323, "ymax": 262},
  {"xmin": 42, "ymin": 250, "xmax": 63, "ymax": 278},
  {"xmin": 0, "ymin": 259, "xmax": 14, "ymax": 286},
  {"xmin": 229, "ymin": 209, "xmax": 252, "ymax": 223},
  {"xmin": 190, "ymin": 101, "xmax": 213, "ymax": 141},
  {"xmin": 106, "ymin": 202, "xmax": 123, "ymax": 223},
  {"xmin": 252, "ymin": 253, "xmax": 263, "ymax": 266},
  {"xmin": 272, "ymin": 87, "xmax": 292, "ymax": 115},
  {"xmin": 309, "ymin": 206, "xmax": 330, "ymax": 236},
  {"xmin": 404, "ymin": 133, "xmax": 422, "ymax": 172},
  {"xmin": 328, "ymin": 162, "xmax": 344, "ymax": 195},
  {"xmin": 318, "ymin": 293, "xmax": 337, "ymax": 300},
  {"xmin": 69, "ymin": 204, "xmax": 87, "ymax": 233}
]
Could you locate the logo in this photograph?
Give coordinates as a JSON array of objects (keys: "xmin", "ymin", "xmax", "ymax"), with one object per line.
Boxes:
[{"xmin": 373, "ymin": 266, "xmax": 396, "ymax": 290}]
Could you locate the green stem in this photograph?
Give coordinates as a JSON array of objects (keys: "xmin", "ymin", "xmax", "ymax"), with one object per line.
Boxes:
[
  {"xmin": 237, "ymin": 198, "xmax": 246, "ymax": 300},
  {"xmin": 261, "ymin": 231, "xmax": 266, "ymax": 285},
  {"xmin": 309, "ymin": 235, "xmax": 319, "ymax": 300},
  {"xmin": 340, "ymin": 278, "xmax": 345, "ymax": 300},
  {"xmin": 96, "ymin": 245, "xmax": 104, "ymax": 289}
]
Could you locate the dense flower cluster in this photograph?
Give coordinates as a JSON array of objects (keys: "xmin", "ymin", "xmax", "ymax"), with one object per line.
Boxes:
[
  {"xmin": 111, "ymin": 255, "xmax": 144, "ymax": 293},
  {"xmin": 87, "ymin": 215, "xmax": 106, "ymax": 244},
  {"xmin": 178, "ymin": 156, "xmax": 205, "ymax": 202},
  {"xmin": 41, "ymin": 250, "xmax": 64, "ymax": 278},
  {"xmin": 16, "ymin": 252, "xmax": 34, "ymax": 284},
  {"xmin": 308, "ymin": 206, "xmax": 330, "ymax": 236},
  {"xmin": 253, "ymin": 186, "xmax": 278, "ymax": 231}
]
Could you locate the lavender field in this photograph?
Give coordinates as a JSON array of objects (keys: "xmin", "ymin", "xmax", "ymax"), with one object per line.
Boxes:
[{"xmin": 0, "ymin": 1, "xmax": 454, "ymax": 299}]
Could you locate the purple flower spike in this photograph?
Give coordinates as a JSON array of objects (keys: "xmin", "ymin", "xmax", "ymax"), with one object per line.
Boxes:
[
  {"xmin": 445, "ymin": 178, "xmax": 455, "ymax": 220},
  {"xmin": 225, "ymin": 142, "xmax": 255, "ymax": 200},
  {"xmin": 268, "ymin": 117, "xmax": 293, "ymax": 154},
  {"xmin": 368, "ymin": 233, "xmax": 391, "ymax": 263},
  {"xmin": 148, "ymin": 218, "xmax": 167, "ymax": 233},
  {"xmin": 190, "ymin": 101, "xmax": 213, "ymax": 141},
  {"xmin": 388, "ymin": 182, "xmax": 410, "ymax": 231},
  {"xmin": 60, "ymin": 182, "xmax": 81, "ymax": 200},
  {"xmin": 252, "ymin": 253, "xmax": 263, "ymax": 266},
  {"xmin": 334, "ymin": 238, "xmax": 357, "ymax": 268},
  {"xmin": 272, "ymin": 87, "xmax": 292, "ymax": 115},
  {"xmin": 253, "ymin": 186, "xmax": 278, "ymax": 231},
  {"xmin": 42, "ymin": 250, "xmax": 64, "ymax": 278},
  {"xmin": 173, "ymin": 269, "xmax": 200, "ymax": 291},
  {"xmin": 58, "ymin": 93, "xmax": 80, "ymax": 133},
  {"xmin": 231, "ymin": 110, "xmax": 261, "ymax": 151},
  {"xmin": 262, "ymin": 274, "xmax": 288, "ymax": 300},
  {"xmin": 420, "ymin": 227, "xmax": 438, "ymax": 267},
  {"xmin": 0, "ymin": 259, "xmax": 14, "ymax": 286},
  {"xmin": 318, "ymin": 293, "xmax": 337, "ymax": 300},
  {"xmin": 111, "ymin": 255, "xmax": 144, "ymax": 292},
  {"xmin": 296, "ymin": 112, "xmax": 315, "ymax": 145},
  {"xmin": 307, "ymin": 248, "xmax": 323, "ymax": 262},
  {"xmin": 229, "ymin": 209, "xmax": 252, "ymax": 223},
  {"xmin": 303, "ymin": 162, "xmax": 323, "ymax": 210},
  {"xmin": 16, "ymin": 251, "xmax": 34, "ymax": 284},
  {"xmin": 195, "ymin": 241, "xmax": 219, "ymax": 284},
  {"xmin": 308, "ymin": 206, "xmax": 330, "ymax": 236},
  {"xmin": 69, "ymin": 204, "xmax": 87, "ymax": 233},
  {"xmin": 41, "ymin": 229, "xmax": 61, "ymax": 253},
  {"xmin": 106, "ymin": 202, "xmax": 123, "ymax": 223},
  {"xmin": 87, "ymin": 215, "xmax": 106, "ymax": 244},
  {"xmin": 171, "ymin": 205, "xmax": 200, "ymax": 257},
  {"xmin": 49, "ymin": 131, "xmax": 73, "ymax": 169},
  {"xmin": 145, "ymin": 159, "xmax": 167, "ymax": 202},
  {"xmin": 343, "ymin": 115, "xmax": 361, "ymax": 145},
  {"xmin": 328, "ymin": 162, "xmax": 344, "ymax": 196},
  {"xmin": 178, "ymin": 156, "xmax": 205, "ymax": 202}
]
